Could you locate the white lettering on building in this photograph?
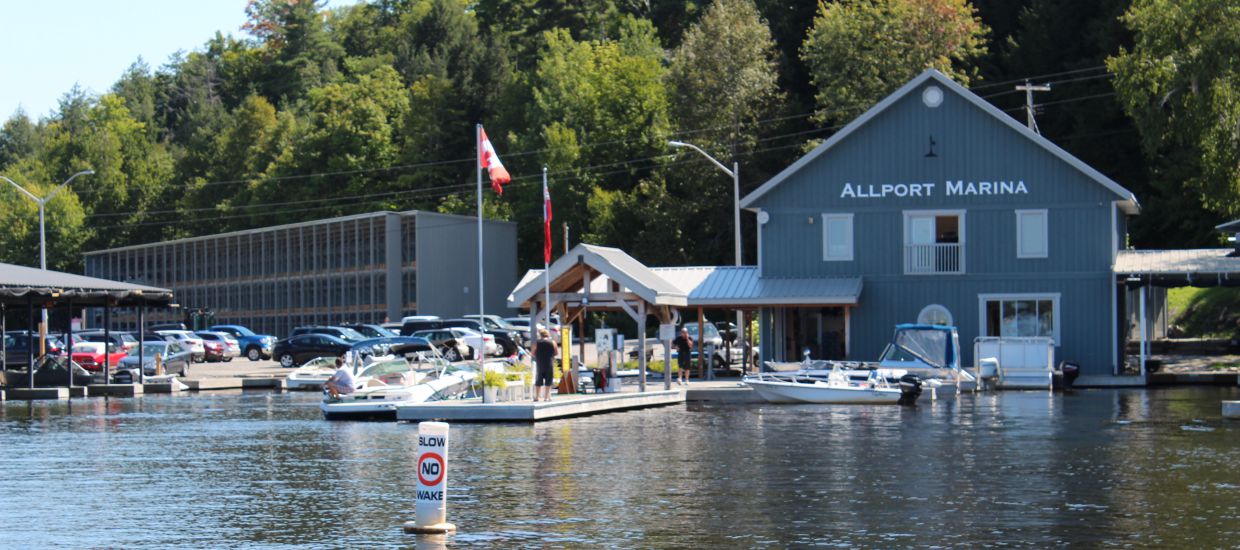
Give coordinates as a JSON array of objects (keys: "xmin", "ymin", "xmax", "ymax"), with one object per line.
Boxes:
[{"xmin": 842, "ymin": 180, "xmax": 1028, "ymax": 198}]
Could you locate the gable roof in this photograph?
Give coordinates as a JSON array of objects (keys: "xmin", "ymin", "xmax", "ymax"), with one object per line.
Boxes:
[
  {"xmin": 507, "ymin": 243, "xmax": 688, "ymax": 308},
  {"xmin": 739, "ymin": 69, "xmax": 1140, "ymax": 214}
]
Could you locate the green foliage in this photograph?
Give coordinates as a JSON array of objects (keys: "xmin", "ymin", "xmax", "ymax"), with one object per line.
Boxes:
[
  {"xmin": 1168, "ymin": 287, "xmax": 1240, "ymax": 339},
  {"xmin": 481, "ymin": 368, "xmax": 509, "ymax": 388},
  {"xmin": 620, "ymin": 359, "xmax": 673, "ymax": 374},
  {"xmin": 801, "ymin": 0, "xmax": 989, "ymax": 125},
  {"xmin": 1108, "ymin": 0, "xmax": 1240, "ymax": 245}
]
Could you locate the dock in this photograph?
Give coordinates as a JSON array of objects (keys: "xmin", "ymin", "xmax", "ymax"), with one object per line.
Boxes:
[{"xmin": 395, "ymin": 388, "xmax": 684, "ymax": 422}]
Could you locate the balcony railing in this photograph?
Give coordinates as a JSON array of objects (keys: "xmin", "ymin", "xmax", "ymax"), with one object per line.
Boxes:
[{"xmin": 904, "ymin": 243, "xmax": 964, "ymax": 274}]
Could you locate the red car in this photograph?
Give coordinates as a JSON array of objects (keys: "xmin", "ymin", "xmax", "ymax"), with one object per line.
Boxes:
[{"xmin": 70, "ymin": 342, "xmax": 129, "ymax": 372}]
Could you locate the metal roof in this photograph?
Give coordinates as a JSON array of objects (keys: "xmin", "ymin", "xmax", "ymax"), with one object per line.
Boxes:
[
  {"xmin": 0, "ymin": 262, "xmax": 174, "ymax": 306},
  {"xmin": 1115, "ymin": 249, "xmax": 1240, "ymax": 287},
  {"xmin": 739, "ymin": 69, "xmax": 1140, "ymax": 215},
  {"xmin": 653, "ymin": 267, "xmax": 861, "ymax": 306},
  {"xmin": 508, "ymin": 244, "xmax": 688, "ymax": 308},
  {"xmin": 511, "ymin": 260, "xmax": 862, "ymax": 309}
]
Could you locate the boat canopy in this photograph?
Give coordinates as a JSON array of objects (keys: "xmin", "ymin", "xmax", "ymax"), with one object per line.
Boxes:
[{"xmin": 886, "ymin": 324, "xmax": 957, "ymax": 369}]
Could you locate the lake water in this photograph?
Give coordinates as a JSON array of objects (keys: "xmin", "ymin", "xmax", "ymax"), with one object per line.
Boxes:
[{"xmin": 2, "ymin": 387, "xmax": 1238, "ymax": 548}]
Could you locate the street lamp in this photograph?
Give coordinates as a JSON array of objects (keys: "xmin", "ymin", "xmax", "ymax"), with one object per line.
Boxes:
[
  {"xmin": 668, "ymin": 141, "xmax": 744, "ymax": 376},
  {"xmin": 2, "ymin": 169, "xmax": 94, "ymax": 361}
]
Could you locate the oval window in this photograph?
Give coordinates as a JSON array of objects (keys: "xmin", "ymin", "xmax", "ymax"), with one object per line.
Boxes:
[{"xmin": 918, "ymin": 304, "xmax": 953, "ymax": 326}]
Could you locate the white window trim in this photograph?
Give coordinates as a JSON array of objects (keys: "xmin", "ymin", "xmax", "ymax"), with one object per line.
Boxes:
[
  {"xmin": 977, "ymin": 292, "xmax": 1061, "ymax": 344},
  {"xmin": 821, "ymin": 213, "xmax": 854, "ymax": 261},
  {"xmin": 917, "ymin": 304, "xmax": 953, "ymax": 326},
  {"xmin": 1015, "ymin": 209, "xmax": 1048, "ymax": 259}
]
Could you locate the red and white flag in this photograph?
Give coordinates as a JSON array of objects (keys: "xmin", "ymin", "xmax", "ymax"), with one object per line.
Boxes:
[
  {"xmin": 543, "ymin": 176, "xmax": 553, "ymax": 264},
  {"xmin": 479, "ymin": 127, "xmax": 511, "ymax": 194}
]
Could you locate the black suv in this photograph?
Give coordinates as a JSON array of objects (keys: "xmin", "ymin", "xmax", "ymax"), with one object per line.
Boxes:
[
  {"xmin": 289, "ymin": 325, "xmax": 367, "ymax": 343},
  {"xmin": 441, "ymin": 319, "xmax": 520, "ymax": 356}
]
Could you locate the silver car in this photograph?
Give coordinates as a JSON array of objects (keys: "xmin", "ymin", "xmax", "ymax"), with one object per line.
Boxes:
[{"xmin": 118, "ymin": 341, "xmax": 193, "ymax": 377}]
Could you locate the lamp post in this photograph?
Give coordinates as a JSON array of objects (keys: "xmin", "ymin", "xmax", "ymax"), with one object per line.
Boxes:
[
  {"xmin": 668, "ymin": 141, "xmax": 743, "ymax": 376},
  {"xmin": 2, "ymin": 170, "xmax": 95, "ymax": 357}
]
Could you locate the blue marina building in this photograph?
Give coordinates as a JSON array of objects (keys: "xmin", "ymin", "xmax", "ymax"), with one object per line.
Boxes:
[{"xmin": 740, "ymin": 69, "xmax": 1139, "ymax": 382}]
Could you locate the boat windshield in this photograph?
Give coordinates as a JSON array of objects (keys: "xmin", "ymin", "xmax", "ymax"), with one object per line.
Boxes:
[
  {"xmin": 359, "ymin": 359, "xmax": 414, "ymax": 378},
  {"xmin": 880, "ymin": 328, "xmax": 949, "ymax": 369}
]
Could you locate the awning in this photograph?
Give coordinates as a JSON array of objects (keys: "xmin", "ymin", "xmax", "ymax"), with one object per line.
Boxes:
[
  {"xmin": 508, "ymin": 243, "xmax": 688, "ymax": 309},
  {"xmin": 1114, "ymin": 249, "xmax": 1240, "ymax": 287},
  {"xmin": 654, "ymin": 266, "xmax": 862, "ymax": 307},
  {"xmin": 0, "ymin": 262, "xmax": 175, "ymax": 306}
]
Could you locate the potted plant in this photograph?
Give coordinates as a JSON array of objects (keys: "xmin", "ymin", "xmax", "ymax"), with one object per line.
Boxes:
[{"xmin": 481, "ymin": 369, "xmax": 507, "ymax": 403}]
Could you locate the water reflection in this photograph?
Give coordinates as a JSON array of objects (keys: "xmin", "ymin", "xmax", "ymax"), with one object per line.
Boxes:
[{"xmin": 1, "ymin": 387, "xmax": 1237, "ymax": 548}]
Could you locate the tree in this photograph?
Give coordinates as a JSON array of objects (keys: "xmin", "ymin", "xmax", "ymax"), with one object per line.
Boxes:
[
  {"xmin": 1108, "ymin": 0, "xmax": 1240, "ymax": 246},
  {"xmin": 0, "ymin": 110, "xmax": 39, "ymax": 169},
  {"xmin": 245, "ymin": 0, "xmax": 345, "ymax": 103},
  {"xmin": 801, "ymin": 0, "xmax": 989, "ymax": 125}
]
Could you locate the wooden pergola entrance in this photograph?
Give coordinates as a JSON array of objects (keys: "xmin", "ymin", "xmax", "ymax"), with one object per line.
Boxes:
[{"xmin": 508, "ymin": 244, "xmax": 688, "ymax": 392}]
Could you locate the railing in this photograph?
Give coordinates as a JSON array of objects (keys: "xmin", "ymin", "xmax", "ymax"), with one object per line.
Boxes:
[{"xmin": 904, "ymin": 243, "xmax": 964, "ymax": 274}]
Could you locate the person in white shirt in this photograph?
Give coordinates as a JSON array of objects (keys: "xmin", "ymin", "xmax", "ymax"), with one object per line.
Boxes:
[{"xmin": 324, "ymin": 356, "xmax": 356, "ymax": 398}]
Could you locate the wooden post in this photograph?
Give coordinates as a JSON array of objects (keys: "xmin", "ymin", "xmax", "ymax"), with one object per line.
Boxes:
[
  {"xmin": 638, "ymin": 300, "xmax": 647, "ymax": 392},
  {"xmin": 696, "ymin": 307, "xmax": 705, "ymax": 381}
]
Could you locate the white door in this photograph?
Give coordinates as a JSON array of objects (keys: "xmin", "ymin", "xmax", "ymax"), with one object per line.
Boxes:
[{"xmin": 909, "ymin": 216, "xmax": 935, "ymax": 271}]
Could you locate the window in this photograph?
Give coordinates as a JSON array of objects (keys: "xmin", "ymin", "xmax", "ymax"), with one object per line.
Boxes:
[
  {"xmin": 904, "ymin": 210, "xmax": 965, "ymax": 274},
  {"xmin": 822, "ymin": 214, "xmax": 854, "ymax": 261},
  {"xmin": 1016, "ymin": 210, "xmax": 1048, "ymax": 258},
  {"xmin": 979, "ymin": 294, "xmax": 1059, "ymax": 343},
  {"xmin": 917, "ymin": 304, "xmax": 953, "ymax": 326}
]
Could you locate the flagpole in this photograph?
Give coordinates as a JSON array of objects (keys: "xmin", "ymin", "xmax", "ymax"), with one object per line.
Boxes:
[
  {"xmin": 476, "ymin": 123, "xmax": 484, "ymax": 371},
  {"xmin": 543, "ymin": 166, "xmax": 551, "ymax": 339}
]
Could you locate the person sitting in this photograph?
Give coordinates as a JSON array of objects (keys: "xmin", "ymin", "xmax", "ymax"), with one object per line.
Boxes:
[{"xmin": 323, "ymin": 357, "xmax": 356, "ymax": 399}]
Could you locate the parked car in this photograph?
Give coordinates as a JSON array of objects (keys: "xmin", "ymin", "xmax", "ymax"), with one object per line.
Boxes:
[
  {"xmin": 4, "ymin": 355, "xmax": 100, "ymax": 386},
  {"xmin": 380, "ymin": 322, "xmax": 403, "ymax": 333},
  {"xmin": 196, "ymin": 331, "xmax": 240, "ymax": 362},
  {"xmin": 504, "ymin": 316, "xmax": 561, "ymax": 340},
  {"xmin": 272, "ymin": 334, "xmax": 353, "ymax": 368},
  {"xmin": 340, "ymin": 323, "xmax": 399, "ymax": 339},
  {"xmin": 117, "ymin": 340, "xmax": 193, "ymax": 377},
  {"xmin": 289, "ymin": 325, "xmax": 367, "ymax": 343},
  {"xmin": 3, "ymin": 331, "xmax": 67, "ymax": 366},
  {"xmin": 77, "ymin": 330, "xmax": 139, "ymax": 353},
  {"xmin": 70, "ymin": 341, "xmax": 129, "ymax": 372},
  {"xmin": 149, "ymin": 322, "xmax": 188, "ymax": 331},
  {"xmin": 463, "ymin": 314, "xmax": 527, "ymax": 345},
  {"xmin": 157, "ymin": 330, "xmax": 207, "ymax": 362},
  {"xmin": 441, "ymin": 319, "xmax": 516, "ymax": 356},
  {"xmin": 409, "ymin": 327, "xmax": 477, "ymax": 362},
  {"xmin": 208, "ymin": 324, "xmax": 276, "ymax": 361},
  {"xmin": 400, "ymin": 316, "xmax": 443, "ymax": 336}
]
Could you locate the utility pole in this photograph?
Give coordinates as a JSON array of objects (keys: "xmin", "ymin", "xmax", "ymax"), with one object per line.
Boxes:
[{"xmin": 1015, "ymin": 80, "xmax": 1051, "ymax": 134}]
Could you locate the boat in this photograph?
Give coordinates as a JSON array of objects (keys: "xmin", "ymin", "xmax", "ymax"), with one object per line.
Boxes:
[
  {"xmin": 286, "ymin": 356, "xmax": 339, "ymax": 391},
  {"xmin": 320, "ymin": 341, "xmax": 478, "ymax": 420},
  {"xmin": 745, "ymin": 364, "xmax": 918, "ymax": 404}
]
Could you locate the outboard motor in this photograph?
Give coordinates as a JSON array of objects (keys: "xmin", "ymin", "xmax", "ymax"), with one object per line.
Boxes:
[
  {"xmin": 898, "ymin": 374, "xmax": 922, "ymax": 405},
  {"xmin": 1058, "ymin": 361, "xmax": 1080, "ymax": 390}
]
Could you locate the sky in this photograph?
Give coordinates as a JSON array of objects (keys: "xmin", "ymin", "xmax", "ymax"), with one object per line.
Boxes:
[{"xmin": 0, "ymin": 0, "xmax": 353, "ymax": 121}]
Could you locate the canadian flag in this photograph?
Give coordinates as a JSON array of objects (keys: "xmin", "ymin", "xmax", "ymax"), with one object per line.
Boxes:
[{"xmin": 479, "ymin": 127, "xmax": 511, "ymax": 194}]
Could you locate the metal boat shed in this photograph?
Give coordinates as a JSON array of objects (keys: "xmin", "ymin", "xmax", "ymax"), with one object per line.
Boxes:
[{"xmin": 1, "ymin": 261, "xmax": 173, "ymax": 389}]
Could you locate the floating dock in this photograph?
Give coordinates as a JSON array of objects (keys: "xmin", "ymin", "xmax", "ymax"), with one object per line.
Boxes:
[{"xmin": 395, "ymin": 388, "xmax": 684, "ymax": 422}]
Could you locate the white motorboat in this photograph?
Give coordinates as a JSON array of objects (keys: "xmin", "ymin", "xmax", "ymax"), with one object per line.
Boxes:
[
  {"xmin": 320, "ymin": 341, "xmax": 478, "ymax": 420},
  {"xmin": 744, "ymin": 366, "xmax": 909, "ymax": 404},
  {"xmin": 286, "ymin": 357, "xmax": 339, "ymax": 391}
]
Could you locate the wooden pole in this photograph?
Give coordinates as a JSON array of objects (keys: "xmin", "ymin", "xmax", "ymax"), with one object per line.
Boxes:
[
  {"xmin": 697, "ymin": 307, "xmax": 705, "ymax": 381},
  {"xmin": 638, "ymin": 301, "xmax": 647, "ymax": 393}
]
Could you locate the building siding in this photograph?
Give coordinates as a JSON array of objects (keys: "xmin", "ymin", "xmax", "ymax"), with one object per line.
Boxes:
[{"xmin": 83, "ymin": 211, "xmax": 517, "ymax": 336}]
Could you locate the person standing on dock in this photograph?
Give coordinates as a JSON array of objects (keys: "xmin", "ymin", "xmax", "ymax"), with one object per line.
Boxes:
[
  {"xmin": 673, "ymin": 328, "xmax": 694, "ymax": 386},
  {"xmin": 533, "ymin": 328, "xmax": 558, "ymax": 402}
]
